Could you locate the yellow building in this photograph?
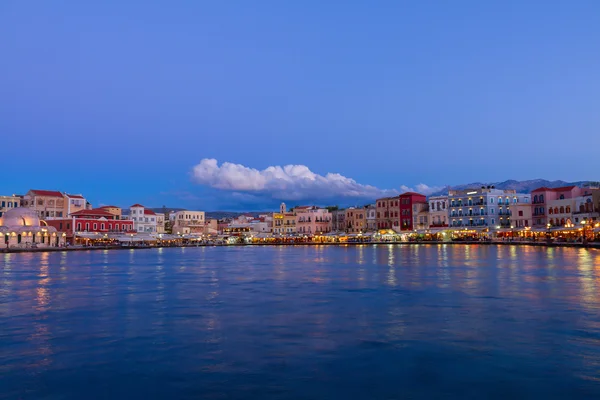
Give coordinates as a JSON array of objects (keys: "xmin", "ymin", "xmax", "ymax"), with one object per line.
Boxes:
[{"xmin": 0, "ymin": 195, "xmax": 21, "ymax": 218}]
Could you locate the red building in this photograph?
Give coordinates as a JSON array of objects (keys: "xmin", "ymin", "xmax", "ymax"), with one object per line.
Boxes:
[
  {"xmin": 45, "ymin": 209, "xmax": 135, "ymax": 243},
  {"xmin": 399, "ymin": 192, "xmax": 427, "ymax": 231}
]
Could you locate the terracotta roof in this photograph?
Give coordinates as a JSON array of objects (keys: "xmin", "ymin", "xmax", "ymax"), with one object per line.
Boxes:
[
  {"xmin": 30, "ymin": 189, "xmax": 63, "ymax": 197},
  {"xmin": 98, "ymin": 205, "xmax": 119, "ymax": 209},
  {"xmin": 144, "ymin": 209, "xmax": 156, "ymax": 215},
  {"xmin": 130, "ymin": 204, "xmax": 145, "ymax": 208},
  {"xmin": 66, "ymin": 194, "xmax": 85, "ymax": 199},
  {"xmin": 71, "ymin": 209, "xmax": 114, "ymax": 217},
  {"xmin": 553, "ymin": 185, "xmax": 576, "ymax": 191}
]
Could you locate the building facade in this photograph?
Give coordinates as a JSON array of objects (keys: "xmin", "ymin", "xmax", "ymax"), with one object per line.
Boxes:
[
  {"xmin": 0, "ymin": 195, "xmax": 21, "ymax": 218},
  {"xmin": 129, "ymin": 204, "xmax": 158, "ymax": 233},
  {"xmin": 448, "ymin": 187, "xmax": 516, "ymax": 229},
  {"xmin": 46, "ymin": 209, "xmax": 135, "ymax": 243},
  {"xmin": 294, "ymin": 206, "xmax": 332, "ymax": 235},
  {"xmin": 345, "ymin": 207, "xmax": 366, "ymax": 233},
  {"xmin": 22, "ymin": 190, "xmax": 66, "ymax": 219},
  {"xmin": 400, "ymin": 192, "xmax": 427, "ymax": 231},
  {"xmin": 428, "ymin": 195, "xmax": 448, "ymax": 228},
  {"xmin": 365, "ymin": 205, "xmax": 377, "ymax": 231},
  {"xmin": 545, "ymin": 186, "xmax": 584, "ymax": 227},
  {"xmin": 376, "ymin": 196, "xmax": 400, "ymax": 230},
  {"xmin": 1, "ymin": 208, "xmax": 66, "ymax": 249},
  {"xmin": 331, "ymin": 209, "xmax": 346, "ymax": 232},
  {"xmin": 172, "ymin": 210, "xmax": 205, "ymax": 234}
]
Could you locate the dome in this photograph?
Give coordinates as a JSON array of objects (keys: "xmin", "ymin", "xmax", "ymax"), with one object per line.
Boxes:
[{"xmin": 0, "ymin": 207, "xmax": 41, "ymax": 228}]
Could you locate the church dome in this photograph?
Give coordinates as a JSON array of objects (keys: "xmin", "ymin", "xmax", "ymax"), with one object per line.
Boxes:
[{"xmin": 0, "ymin": 207, "xmax": 41, "ymax": 228}]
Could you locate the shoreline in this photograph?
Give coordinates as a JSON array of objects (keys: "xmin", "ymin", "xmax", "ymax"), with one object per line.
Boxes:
[{"xmin": 2, "ymin": 240, "xmax": 599, "ymax": 254}]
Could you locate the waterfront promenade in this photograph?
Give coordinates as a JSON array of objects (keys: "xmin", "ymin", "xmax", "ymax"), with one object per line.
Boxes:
[{"xmin": 2, "ymin": 239, "xmax": 600, "ymax": 254}]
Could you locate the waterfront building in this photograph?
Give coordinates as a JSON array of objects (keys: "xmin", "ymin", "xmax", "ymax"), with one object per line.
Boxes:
[
  {"xmin": 155, "ymin": 212, "xmax": 166, "ymax": 234},
  {"xmin": 505, "ymin": 194, "xmax": 531, "ymax": 228},
  {"xmin": 428, "ymin": 195, "xmax": 448, "ymax": 228},
  {"xmin": 294, "ymin": 206, "xmax": 332, "ymax": 235},
  {"xmin": 64, "ymin": 193, "xmax": 87, "ymax": 216},
  {"xmin": 21, "ymin": 190, "xmax": 88, "ymax": 219},
  {"xmin": 415, "ymin": 206, "xmax": 430, "ymax": 230},
  {"xmin": 331, "ymin": 209, "xmax": 346, "ymax": 232},
  {"xmin": 97, "ymin": 205, "xmax": 122, "ymax": 219},
  {"xmin": 273, "ymin": 204, "xmax": 296, "ymax": 235},
  {"xmin": 205, "ymin": 219, "xmax": 219, "ymax": 234},
  {"xmin": 573, "ymin": 188, "xmax": 600, "ymax": 225},
  {"xmin": 448, "ymin": 187, "xmax": 516, "ymax": 229},
  {"xmin": 376, "ymin": 196, "xmax": 400, "ymax": 230},
  {"xmin": 0, "ymin": 195, "xmax": 21, "ymax": 218},
  {"xmin": 542, "ymin": 186, "xmax": 584, "ymax": 227},
  {"xmin": 400, "ymin": 192, "xmax": 427, "ymax": 231},
  {"xmin": 45, "ymin": 209, "xmax": 135, "ymax": 243},
  {"xmin": 129, "ymin": 204, "xmax": 158, "ymax": 233},
  {"xmin": 283, "ymin": 212, "xmax": 297, "ymax": 234},
  {"xmin": 345, "ymin": 207, "xmax": 366, "ymax": 233},
  {"xmin": 365, "ymin": 205, "xmax": 377, "ymax": 231},
  {"xmin": 0, "ymin": 207, "xmax": 66, "ymax": 249},
  {"xmin": 172, "ymin": 210, "xmax": 205, "ymax": 234},
  {"xmin": 22, "ymin": 190, "xmax": 66, "ymax": 219}
]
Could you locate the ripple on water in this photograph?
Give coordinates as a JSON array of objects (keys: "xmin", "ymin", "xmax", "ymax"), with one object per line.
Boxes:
[{"xmin": 1, "ymin": 245, "xmax": 600, "ymax": 399}]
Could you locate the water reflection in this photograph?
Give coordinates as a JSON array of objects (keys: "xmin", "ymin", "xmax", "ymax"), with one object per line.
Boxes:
[{"xmin": 1, "ymin": 246, "xmax": 600, "ymax": 398}]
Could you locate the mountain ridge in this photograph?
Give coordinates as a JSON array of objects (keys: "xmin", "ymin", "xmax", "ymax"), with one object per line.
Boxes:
[{"xmin": 430, "ymin": 179, "xmax": 594, "ymax": 196}]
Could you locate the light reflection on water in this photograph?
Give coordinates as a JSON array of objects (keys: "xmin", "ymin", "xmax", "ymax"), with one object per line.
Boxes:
[{"xmin": 1, "ymin": 245, "xmax": 600, "ymax": 398}]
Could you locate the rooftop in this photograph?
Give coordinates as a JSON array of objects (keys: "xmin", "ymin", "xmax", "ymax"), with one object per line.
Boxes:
[{"xmin": 29, "ymin": 189, "xmax": 63, "ymax": 197}]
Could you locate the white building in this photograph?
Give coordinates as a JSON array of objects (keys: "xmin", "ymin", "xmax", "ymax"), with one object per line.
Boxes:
[
  {"xmin": 129, "ymin": 204, "xmax": 158, "ymax": 233},
  {"xmin": 172, "ymin": 210, "xmax": 205, "ymax": 234},
  {"xmin": 428, "ymin": 195, "xmax": 448, "ymax": 228},
  {"xmin": 448, "ymin": 187, "xmax": 517, "ymax": 230},
  {"xmin": 365, "ymin": 205, "xmax": 377, "ymax": 231}
]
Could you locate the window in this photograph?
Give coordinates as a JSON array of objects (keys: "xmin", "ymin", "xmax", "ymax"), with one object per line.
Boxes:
[
  {"xmin": 491, "ymin": 208, "xmax": 494, "ymax": 214},
  {"xmin": 1, "ymin": 201, "xmax": 4, "ymax": 207},
  {"xmin": 59, "ymin": 223, "xmax": 63, "ymax": 230},
  {"xmin": 93, "ymin": 223, "xmax": 97, "ymax": 230},
  {"xmin": 559, "ymin": 194, "xmax": 565, "ymax": 200},
  {"xmin": 540, "ymin": 195, "xmax": 544, "ymax": 202},
  {"xmin": 85, "ymin": 223, "xmax": 90, "ymax": 231},
  {"xmin": 490, "ymin": 198, "xmax": 494, "ymax": 204},
  {"xmin": 67, "ymin": 223, "xmax": 70, "ymax": 229},
  {"xmin": 101, "ymin": 223, "xmax": 105, "ymax": 230},
  {"xmin": 518, "ymin": 211, "xmax": 523, "ymax": 217},
  {"xmin": 491, "ymin": 219, "xmax": 495, "ymax": 225},
  {"xmin": 77, "ymin": 223, "xmax": 82, "ymax": 231},
  {"xmin": 566, "ymin": 206, "xmax": 570, "ymax": 213},
  {"xmin": 549, "ymin": 208, "xmax": 553, "ymax": 214}
]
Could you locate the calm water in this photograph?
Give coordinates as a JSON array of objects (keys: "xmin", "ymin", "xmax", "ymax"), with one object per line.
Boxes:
[{"xmin": 2, "ymin": 245, "xmax": 600, "ymax": 399}]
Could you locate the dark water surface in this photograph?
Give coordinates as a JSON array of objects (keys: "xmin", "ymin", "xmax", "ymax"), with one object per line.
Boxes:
[{"xmin": 2, "ymin": 245, "xmax": 600, "ymax": 399}]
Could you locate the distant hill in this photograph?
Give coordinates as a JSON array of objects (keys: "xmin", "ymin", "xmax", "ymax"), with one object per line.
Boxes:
[{"xmin": 430, "ymin": 179, "xmax": 594, "ymax": 196}]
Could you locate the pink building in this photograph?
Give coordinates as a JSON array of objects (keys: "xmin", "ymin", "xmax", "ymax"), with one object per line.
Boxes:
[
  {"xmin": 294, "ymin": 206, "xmax": 332, "ymax": 235},
  {"xmin": 532, "ymin": 186, "xmax": 585, "ymax": 227}
]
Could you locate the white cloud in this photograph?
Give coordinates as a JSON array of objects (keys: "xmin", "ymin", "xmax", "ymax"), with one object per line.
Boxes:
[
  {"xmin": 192, "ymin": 159, "xmax": 440, "ymax": 202},
  {"xmin": 399, "ymin": 184, "xmax": 445, "ymax": 196}
]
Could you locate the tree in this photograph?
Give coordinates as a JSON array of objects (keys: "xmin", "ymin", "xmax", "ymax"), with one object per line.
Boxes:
[{"xmin": 325, "ymin": 205, "xmax": 339, "ymax": 212}]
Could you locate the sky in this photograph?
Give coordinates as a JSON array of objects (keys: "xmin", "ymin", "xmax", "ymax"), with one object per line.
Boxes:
[{"xmin": 1, "ymin": 0, "xmax": 599, "ymax": 210}]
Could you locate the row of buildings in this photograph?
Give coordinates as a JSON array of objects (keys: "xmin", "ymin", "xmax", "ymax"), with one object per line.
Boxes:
[
  {"xmin": 0, "ymin": 190, "xmax": 217, "ymax": 248},
  {"xmin": 2, "ymin": 184, "xmax": 599, "ymax": 248},
  {"xmin": 224, "ymin": 185, "xmax": 600, "ymax": 237}
]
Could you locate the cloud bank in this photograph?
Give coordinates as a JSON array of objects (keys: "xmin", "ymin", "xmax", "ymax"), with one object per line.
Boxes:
[{"xmin": 192, "ymin": 159, "xmax": 441, "ymax": 203}]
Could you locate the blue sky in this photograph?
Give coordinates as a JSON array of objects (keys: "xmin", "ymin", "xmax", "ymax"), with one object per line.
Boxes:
[{"xmin": 2, "ymin": 1, "xmax": 599, "ymax": 210}]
